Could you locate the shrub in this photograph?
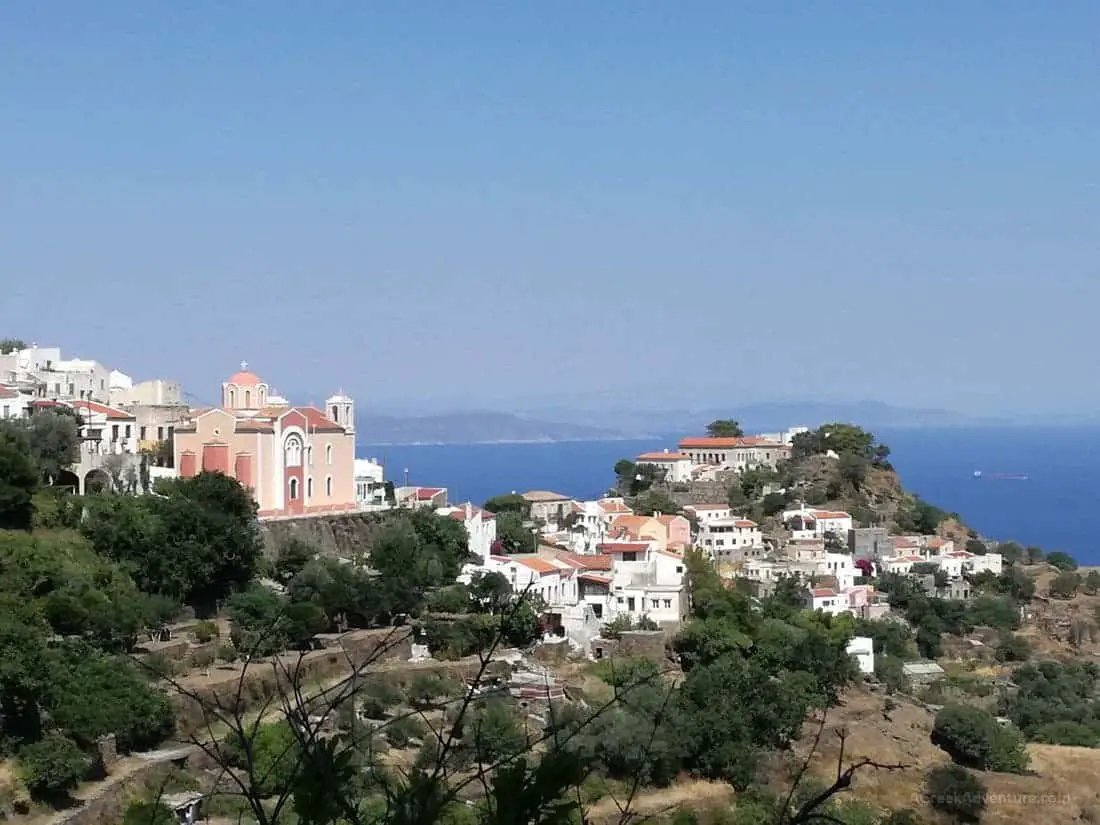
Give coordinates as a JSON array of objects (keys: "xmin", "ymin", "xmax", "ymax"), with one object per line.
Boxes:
[
  {"xmin": 193, "ymin": 620, "xmax": 219, "ymax": 643},
  {"xmin": 994, "ymin": 633, "xmax": 1030, "ymax": 663},
  {"xmin": 123, "ymin": 800, "xmax": 176, "ymax": 825},
  {"xmin": 216, "ymin": 642, "xmax": 238, "ymax": 663},
  {"xmin": 1049, "ymin": 570, "xmax": 1081, "ymax": 599},
  {"xmin": 1032, "ymin": 721, "xmax": 1100, "ymax": 747},
  {"xmin": 1047, "ymin": 551, "xmax": 1078, "ymax": 572},
  {"xmin": 924, "ymin": 764, "xmax": 986, "ymax": 823},
  {"xmin": 407, "ymin": 672, "xmax": 460, "ymax": 709},
  {"xmin": 382, "ymin": 714, "xmax": 428, "ymax": 748},
  {"xmin": 19, "ymin": 733, "xmax": 90, "ymax": 800},
  {"xmin": 191, "ymin": 647, "xmax": 216, "ymax": 670},
  {"xmin": 932, "ymin": 704, "xmax": 1029, "ymax": 773},
  {"xmin": 143, "ymin": 653, "xmax": 175, "ymax": 680}
]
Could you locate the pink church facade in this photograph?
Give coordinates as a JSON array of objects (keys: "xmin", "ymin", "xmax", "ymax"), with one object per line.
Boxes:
[{"xmin": 173, "ymin": 365, "xmax": 358, "ymax": 519}]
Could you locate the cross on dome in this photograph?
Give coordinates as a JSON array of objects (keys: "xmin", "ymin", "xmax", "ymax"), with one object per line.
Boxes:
[{"xmin": 240, "ymin": 360, "xmax": 249, "ymax": 371}]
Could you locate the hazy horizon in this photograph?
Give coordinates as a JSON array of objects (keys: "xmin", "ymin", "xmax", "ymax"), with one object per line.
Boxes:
[{"xmin": 3, "ymin": 3, "xmax": 1097, "ymax": 416}]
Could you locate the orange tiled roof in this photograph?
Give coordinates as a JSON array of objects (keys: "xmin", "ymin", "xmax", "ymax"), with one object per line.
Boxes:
[
  {"xmin": 637, "ymin": 451, "xmax": 691, "ymax": 461},
  {"xmin": 734, "ymin": 519, "xmax": 758, "ymax": 528},
  {"xmin": 596, "ymin": 542, "xmax": 650, "ymax": 553},
  {"xmin": 678, "ymin": 436, "xmax": 785, "ymax": 449},
  {"xmin": 812, "ymin": 588, "xmax": 838, "ymax": 598},
  {"xmin": 514, "ymin": 557, "xmax": 561, "ymax": 575},
  {"xmin": 71, "ymin": 399, "xmax": 134, "ymax": 420},
  {"xmin": 810, "ymin": 509, "xmax": 851, "ymax": 520}
]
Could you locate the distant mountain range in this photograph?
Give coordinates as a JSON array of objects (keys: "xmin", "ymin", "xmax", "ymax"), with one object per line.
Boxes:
[
  {"xmin": 356, "ymin": 411, "xmax": 649, "ymax": 445},
  {"xmin": 350, "ymin": 400, "xmax": 1016, "ymax": 445}
]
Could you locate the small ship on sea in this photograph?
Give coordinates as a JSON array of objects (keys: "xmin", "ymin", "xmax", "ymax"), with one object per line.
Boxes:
[{"xmin": 972, "ymin": 470, "xmax": 1029, "ymax": 480}]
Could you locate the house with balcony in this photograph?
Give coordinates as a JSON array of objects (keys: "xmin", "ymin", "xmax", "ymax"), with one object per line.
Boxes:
[
  {"xmin": 609, "ymin": 513, "xmax": 690, "ymax": 553},
  {"xmin": 677, "ymin": 435, "xmax": 791, "ymax": 471},
  {"xmin": 635, "ymin": 450, "xmax": 693, "ymax": 483},
  {"xmin": 439, "ymin": 503, "xmax": 497, "ymax": 565},
  {"xmin": 697, "ymin": 517, "xmax": 764, "ymax": 561},
  {"xmin": 395, "ymin": 486, "xmax": 448, "ymax": 510},
  {"xmin": 521, "ymin": 490, "xmax": 574, "ymax": 527},
  {"xmin": 355, "ymin": 458, "xmax": 389, "ymax": 509},
  {"xmin": 683, "ymin": 504, "xmax": 733, "ymax": 525},
  {"xmin": 782, "ymin": 507, "xmax": 854, "ymax": 541}
]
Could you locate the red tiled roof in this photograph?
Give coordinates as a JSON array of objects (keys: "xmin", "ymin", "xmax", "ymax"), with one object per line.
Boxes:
[
  {"xmin": 72, "ymin": 399, "xmax": 134, "ymax": 420},
  {"xmin": 678, "ymin": 436, "xmax": 784, "ymax": 449},
  {"xmin": 810, "ymin": 509, "xmax": 851, "ymax": 520},
  {"xmin": 734, "ymin": 519, "xmax": 758, "ymax": 528},
  {"xmin": 578, "ymin": 573, "xmax": 612, "ymax": 585},
  {"xmin": 415, "ymin": 487, "xmax": 444, "ymax": 500},
  {"xmin": 812, "ymin": 588, "xmax": 838, "ymax": 598},
  {"xmin": 596, "ymin": 542, "xmax": 650, "ymax": 553},
  {"xmin": 514, "ymin": 557, "xmax": 561, "ymax": 575},
  {"xmin": 597, "ymin": 498, "xmax": 632, "ymax": 514},
  {"xmin": 637, "ymin": 451, "xmax": 691, "ymax": 461}
]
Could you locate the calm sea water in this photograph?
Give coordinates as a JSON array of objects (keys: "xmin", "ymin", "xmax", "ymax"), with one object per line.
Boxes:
[{"xmin": 359, "ymin": 426, "xmax": 1100, "ymax": 563}]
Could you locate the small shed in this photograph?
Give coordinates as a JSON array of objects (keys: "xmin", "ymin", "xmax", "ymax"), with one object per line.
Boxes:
[
  {"xmin": 162, "ymin": 792, "xmax": 205, "ymax": 825},
  {"xmin": 902, "ymin": 661, "xmax": 946, "ymax": 685}
]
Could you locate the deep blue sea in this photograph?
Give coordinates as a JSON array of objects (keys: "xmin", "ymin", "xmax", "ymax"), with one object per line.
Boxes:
[{"xmin": 359, "ymin": 426, "xmax": 1100, "ymax": 563}]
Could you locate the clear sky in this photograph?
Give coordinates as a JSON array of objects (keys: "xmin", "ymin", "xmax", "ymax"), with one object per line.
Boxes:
[{"xmin": 2, "ymin": 3, "xmax": 1097, "ymax": 415}]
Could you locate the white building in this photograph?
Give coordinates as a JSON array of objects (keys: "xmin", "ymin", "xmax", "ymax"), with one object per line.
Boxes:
[
  {"xmin": 846, "ymin": 636, "xmax": 875, "ymax": 675},
  {"xmin": 806, "ymin": 587, "xmax": 847, "ymax": 615},
  {"xmin": 439, "ymin": 503, "xmax": 498, "ymax": 565},
  {"xmin": 354, "ymin": 458, "xmax": 388, "ymax": 509},
  {"xmin": 698, "ymin": 517, "xmax": 764, "ymax": 560},
  {"xmin": 683, "ymin": 504, "xmax": 733, "ymax": 525},
  {"xmin": 677, "ymin": 435, "xmax": 791, "ymax": 471},
  {"xmin": 782, "ymin": 507, "xmax": 854, "ymax": 540},
  {"xmin": 635, "ymin": 450, "xmax": 693, "ymax": 483},
  {"xmin": 0, "ymin": 384, "xmax": 33, "ymax": 419},
  {"xmin": 824, "ymin": 551, "xmax": 856, "ymax": 591}
]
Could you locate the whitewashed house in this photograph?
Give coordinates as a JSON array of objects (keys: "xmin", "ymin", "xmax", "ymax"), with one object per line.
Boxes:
[{"xmin": 635, "ymin": 450, "xmax": 694, "ymax": 483}]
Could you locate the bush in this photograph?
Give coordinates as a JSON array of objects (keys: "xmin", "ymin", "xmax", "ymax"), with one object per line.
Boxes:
[
  {"xmin": 1049, "ymin": 570, "xmax": 1081, "ymax": 599},
  {"xmin": 1032, "ymin": 720, "xmax": 1100, "ymax": 747},
  {"xmin": 994, "ymin": 633, "xmax": 1030, "ymax": 663},
  {"xmin": 123, "ymin": 800, "xmax": 176, "ymax": 825},
  {"xmin": 142, "ymin": 653, "xmax": 175, "ymax": 679},
  {"xmin": 1047, "ymin": 551, "xmax": 1078, "ymax": 572},
  {"xmin": 216, "ymin": 642, "xmax": 238, "ymax": 663},
  {"xmin": 932, "ymin": 704, "xmax": 1029, "ymax": 773},
  {"xmin": 19, "ymin": 733, "xmax": 90, "ymax": 800},
  {"xmin": 193, "ymin": 620, "xmax": 219, "ymax": 643},
  {"xmin": 407, "ymin": 672, "xmax": 460, "ymax": 709},
  {"xmin": 382, "ymin": 714, "xmax": 428, "ymax": 747},
  {"xmin": 925, "ymin": 764, "xmax": 986, "ymax": 823},
  {"xmin": 191, "ymin": 647, "xmax": 216, "ymax": 670}
]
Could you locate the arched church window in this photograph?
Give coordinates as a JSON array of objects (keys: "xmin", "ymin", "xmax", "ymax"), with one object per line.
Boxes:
[
  {"xmin": 326, "ymin": 444, "xmax": 333, "ymax": 465},
  {"xmin": 285, "ymin": 435, "xmax": 303, "ymax": 467},
  {"xmin": 289, "ymin": 477, "xmax": 300, "ymax": 500}
]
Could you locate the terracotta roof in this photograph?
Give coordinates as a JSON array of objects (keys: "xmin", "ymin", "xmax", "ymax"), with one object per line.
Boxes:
[
  {"xmin": 596, "ymin": 542, "xmax": 650, "ymax": 553},
  {"xmin": 0, "ymin": 385, "xmax": 21, "ymax": 399},
  {"xmin": 927, "ymin": 537, "xmax": 948, "ymax": 548},
  {"xmin": 514, "ymin": 557, "xmax": 561, "ymax": 575},
  {"xmin": 892, "ymin": 537, "xmax": 920, "ymax": 548},
  {"xmin": 636, "ymin": 451, "xmax": 691, "ymax": 461},
  {"xmin": 521, "ymin": 490, "xmax": 571, "ymax": 502},
  {"xmin": 896, "ymin": 555, "xmax": 924, "ymax": 563},
  {"xmin": 947, "ymin": 551, "xmax": 974, "ymax": 559},
  {"xmin": 655, "ymin": 514, "xmax": 685, "ymax": 526},
  {"xmin": 226, "ymin": 370, "xmax": 262, "ymax": 386},
  {"xmin": 735, "ymin": 519, "xmax": 758, "ymax": 528},
  {"xmin": 72, "ymin": 399, "xmax": 134, "ymax": 420},
  {"xmin": 810, "ymin": 509, "xmax": 851, "ymax": 520},
  {"xmin": 296, "ymin": 406, "xmax": 345, "ymax": 432},
  {"xmin": 678, "ymin": 436, "xmax": 784, "ymax": 449},
  {"xmin": 812, "ymin": 588, "xmax": 838, "ymax": 598},
  {"xmin": 446, "ymin": 504, "xmax": 495, "ymax": 522},
  {"xmin": 578, "ymin": 573, "xmax": 613, "ymax": 585},
  {"xmin": 597, "ymin": 498, "xmax": 632, "ymax": 514},
  {"xmin": 415, "ymin": 487, "xmax": 445, "ymax": 500}
]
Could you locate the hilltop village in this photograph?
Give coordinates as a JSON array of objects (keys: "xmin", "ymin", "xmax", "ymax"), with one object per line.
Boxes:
[{"xmin": 4, "ymin": 340, "xmax": 1100, "ymax": 825}]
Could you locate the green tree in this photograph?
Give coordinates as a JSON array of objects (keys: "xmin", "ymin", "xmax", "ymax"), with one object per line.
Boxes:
[
  {"xmin": 997, "ymin": 541, "xmax": 1024, "ymax": 565},
  {"xmin": 1048, "ymin": 570, "xmax": 1081, "ymax": 599},
  {"xmin": 0, "ymin": 426, "xmax": 38, "ymax": 530},
  {"xmin": 0, "ymin": 606, "xmax": 51, "ymax": 748},
  {"xmin": 761, "ymin": 492, "xmax": 787, "ymax": 516},
  {"xmin": 995, "ymin": 633, "xmax": 1031, "ymax": 663},
  {"xmin": 18, "ymin": 732, "xmax": 89, "ymax": 800},
  {"xmin": 494, "ymin": 512, "xmax": 536, "ymax": 554},
  {"xmin": 705, "ymin": 419, "xmax": 743, "ymax": 438},
  {"xmin": 0, "ymin": 337, "xmax": 26, "ymax": 354},
  {"xmin": 1046, "ymin": 551, "xmax": 1078, "ymax": 571},
  {"xmin": 483, "ymin": 493, "xmax": 530, "ymax": 517},
  {"xmin": 273, "ymin": 538, "xmax": 318, "ymax": 585},
  {"xmin": 22, "ymin": 409, "xmax": 81, "ymax": 483},
  {"xmin": 931, "ymin": 704, "xmax": 1029, "ymax": 773},
  {"xmin": 631, "ymin": 489, "xmax": 680, "ymax": 516},
  {"xmin": 1085, "ymin": 570, "xmax": 1100, "ymax": 595},
  {"xmin": 924, "ymin": 764, "xmax": 986, "ymax": 823}
]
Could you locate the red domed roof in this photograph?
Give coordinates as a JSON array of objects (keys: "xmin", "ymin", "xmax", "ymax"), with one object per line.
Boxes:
[{"xmin": 226, "ymin": 361, "xmax": 262, "ymax": 386}]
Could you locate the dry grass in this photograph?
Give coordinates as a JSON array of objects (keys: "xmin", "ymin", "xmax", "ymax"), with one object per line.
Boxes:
[
  {"xmin": 788, "ymin": 687, "xmax": 1100, "ymax": 825},
  {"xmin": 586, "ymin": 778, "xmax": 733, "ymax": 823}
]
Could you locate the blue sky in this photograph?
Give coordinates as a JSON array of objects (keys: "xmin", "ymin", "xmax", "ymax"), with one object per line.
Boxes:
[{"xmin": 1, "ymin": 2, "xmax": 1097, "ymax": 415}]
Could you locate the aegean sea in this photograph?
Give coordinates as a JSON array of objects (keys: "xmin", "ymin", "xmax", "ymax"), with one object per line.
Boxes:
[{"xmin": 360, "ymin": 426, "xmax": 1100, "ymax": 563}]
